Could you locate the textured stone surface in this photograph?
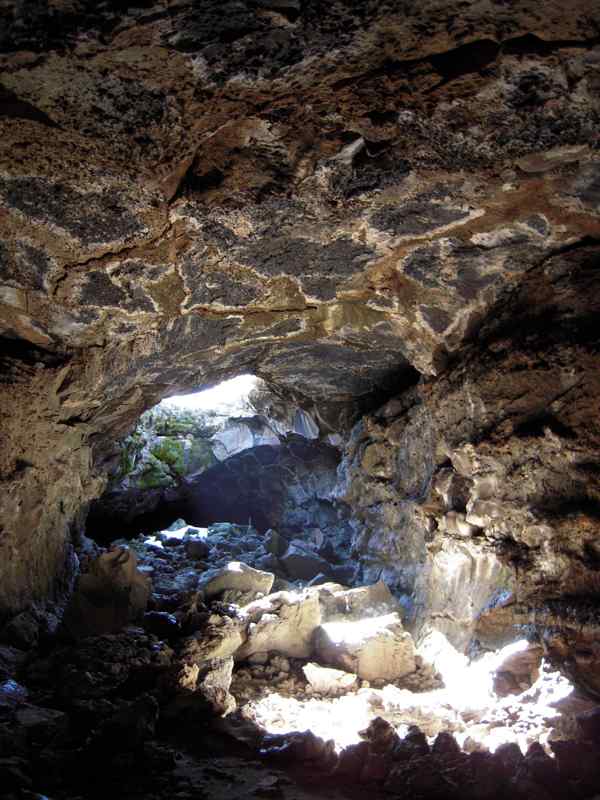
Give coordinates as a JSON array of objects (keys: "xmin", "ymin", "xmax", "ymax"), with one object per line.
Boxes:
[
  {"xmin": 338, "ymin": 236, "xmax": 600, "ymax": 657},
  {"xmin": 0, "ymin": 0, "xmax": 599, "ymax": 708},
  {"xmin": 199, "ymin": 561, "xmax": 275, "ymax": 600},
  {"xmin": 62, "ymin": 546, "xmax": 151, "ymax": 638},
  {"xmin": 302, "ymin": 662, "xmax": 358, "ymax": 695},
  {"xmin": 315, "ymin": 612, "xmax": 417, "ymax": 681},
  {"xmin": 237, "ymin": 589, "xmax": 322, "ymax": 660}
]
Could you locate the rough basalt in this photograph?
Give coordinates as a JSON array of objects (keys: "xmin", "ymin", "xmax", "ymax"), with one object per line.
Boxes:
[{"xmin": 0, "ymin": 0, "xmax": 599, "ymax": 708}]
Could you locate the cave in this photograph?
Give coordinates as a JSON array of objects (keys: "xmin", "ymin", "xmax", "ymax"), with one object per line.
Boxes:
[{"xmin": 1, "ymin": 2, "xmax": 600, "ymax": 798}]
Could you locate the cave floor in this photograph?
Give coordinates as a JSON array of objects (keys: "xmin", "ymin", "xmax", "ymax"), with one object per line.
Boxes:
[{"xmin": 3, "ymin": 519, "xmax": 600, "ymax": 800}]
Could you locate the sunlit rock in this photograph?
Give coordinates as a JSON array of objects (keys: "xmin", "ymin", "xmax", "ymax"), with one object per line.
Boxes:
[
  {"xmin": 315, "ymin": 613, "xmax": 417, "ymax": 682},
  {"xmin": 302, "ymin": 662, "xmax": 358, "ymax": 695},
  {"xmin": 493, "ymin": 642, "xmax": 543, "ymax": 697},
  {"xmin": 184, "ymin": 533, "xmax": 210, "ymax": 560},
  {"xmin": 182, "ymin": 615, "xmax": 245, "ymax": 663},
  {"xmin": 238, "ymin": 590, "xmax": 321, "ymax": 660},
  {"xmin": 199, "ymin": 561, "xmax": 275, "ymax": 601},
  {"xmin": 322, "ymin": 580, "xmax": 400, "ymax": 621}
]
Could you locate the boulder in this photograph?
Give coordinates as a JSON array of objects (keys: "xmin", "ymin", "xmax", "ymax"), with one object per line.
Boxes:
[
  {"xmin": 0, "ymin": 679, "xmax": 28, "ymax": 711},
  {"xmin": 196, "ymin": 657, "xmax": 236, "ymax": 716},
  {"xmin": 493, "ymin": 642, "xmax": 543, "ymax": 697},
  {"xmin": 314, "ymin": 612, "xmax": 417, "ymax": 681},
  {"xmin": 260, "ymin": 730, "xmax": 336, "ymax": 768},
  {"xmin": 280, "ymin": 544, "xmax": 331, "ymax": 581},
  {"xmin": 199, "ymin": 562, "xmax": 274, "ymax": 600},
  {"xmin": 184, "ymin": 534, "xmax": 210, "ymax": 560},
  {"xmin": 167, "ymin": 655, "xmax": 236, "ymax": 718},
  {"xmin": 328, "ymin": 580, "xmax": 399, "ymax": 620},
  {"xmin": 302, "ymin": 662, "xmax": 358, "ymax": 695},
  {"xmin": 182, "ymin": 615, "xmax": 245, "ymax": 663},
  {"xmin": 63, "ymin": 547, "xmax": 151, "ymax": 638},
  {"xmin": 221, "ymin": 588, "xmax": 266, "ymax": 607},
  {"xmin": 264, "ymin": 529, "xmax": 288, "ymax": 557},
  {"xmin": 360, "ymin": 716, "xmax": 400, "ymax": 755},
  {"xmin": 237, "ymin": 590, "xmax": 321, "ymax": 659}
]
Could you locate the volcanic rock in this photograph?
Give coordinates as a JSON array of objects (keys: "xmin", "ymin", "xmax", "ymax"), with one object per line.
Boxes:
[
  {"xmin": 302, "ymin": 662, "xmax": 358, "ymax": 695},
  {"xmin": 199, "ymin": 562, "xmax": 275, "ymax": 600},
  {"xmin": 315, "ymin": 612, "xmax": 417, "ymax": 682},
  {"xmin": 280, "ymin": 544, "xmax": 331, "ymax": 581},
  {"xmin": 493, "ymin": 642, "xmax": 543, "ymax": 697},
  {"xmin": 184, "ymin": 534, "xmax": 210, "ymax": 561},
  {"xmin": 63, "ymin": 547, "xmax": 151, "ymax": 638},
  {"xmin": 237, "ymin": 590, "xmax": 321, "ymax": 660}
]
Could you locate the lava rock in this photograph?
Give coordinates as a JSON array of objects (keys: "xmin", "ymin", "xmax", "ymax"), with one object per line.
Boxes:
[
  {"xmin": 493, "ymin": 642, "xmax": 542, "ymax": 697},
  {"xmin": 315, "ymin": 612, "xmax": 417, "ymax": 681},
  {"xmin": 199, "ymin": 562, "xmax": 274, "ymax": 600},
  {"xmin": 264, "ymin": 529, "xmax": 288, "ymax": 557},
  {"xmin": 237, "ymin": 589, "xmax": 321, "ymax": 659},
  {"xmin": 184, "ymin": 534, "xmax": 210, "ymax": 560},
  {"xmin": 63, "ymin": 547, "xmax": 151, "ymax": 638},
  {"xmin": 302, "ymin": 662, "xmax": 358, "ymax": 695},
  {"xmin": 143, "ymin": 611, "xmax": 181, "ymax": 640},
  {"xmin": 280, "ymin": 544, "xmax": 331, "ymax": 581}
]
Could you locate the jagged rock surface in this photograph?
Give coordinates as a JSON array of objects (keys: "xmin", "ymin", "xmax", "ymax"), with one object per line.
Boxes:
[
  {"xmin": 1, "ymin": 0, "xmax": 600, "ymax": 625},
  {"xmin": 87, "ymin": 381, "xmax": 325, "ymax": 535}
]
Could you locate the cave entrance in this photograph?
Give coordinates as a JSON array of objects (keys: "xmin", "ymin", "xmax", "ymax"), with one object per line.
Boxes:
[
  {"xmin": 87, "ymin": 374, "xmax": 267, "ymax": 541},
  {"xmin": 86, "ymin": 373, "xmax": 353, "ymax": 579},
  {"xmin": 82, "ymin": 375, "xmax": 579, "ymax": 783}
]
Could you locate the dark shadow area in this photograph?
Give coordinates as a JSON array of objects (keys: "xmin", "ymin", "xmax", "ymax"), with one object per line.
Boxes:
[{"xmin": 86, "ymin": 437, "xmax": 350, "ymax": 546}]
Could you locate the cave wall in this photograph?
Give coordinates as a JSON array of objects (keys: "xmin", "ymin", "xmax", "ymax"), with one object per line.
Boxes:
[
  {"xmin": 0, "ymin": 1, "xmax": 599, "ymax": 621},
  {"xmin": 184, "ymin": 437, "xmax": 350, "ymax": 538},
  {"xmin": 340, "ymin": 240, "xmax": 600, "ymax": 648}
]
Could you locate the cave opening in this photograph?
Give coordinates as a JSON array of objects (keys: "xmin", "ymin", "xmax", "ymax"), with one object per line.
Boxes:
[
  {"xmin": 3, "ymin": 1, "xmax": 600, "ymax": 797},
  {"xmin": 78, "ymin": 371, "xmax": 581, "ymax": 788},
  {"xmin": 85, "ymin": 373, "xmax": 348, "ymax": 545}
]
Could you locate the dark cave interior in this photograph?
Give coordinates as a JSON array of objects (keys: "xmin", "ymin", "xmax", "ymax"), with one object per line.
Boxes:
[{"xmin": 2, "ymin": 1, "xmax": 600, "ymax": 798}]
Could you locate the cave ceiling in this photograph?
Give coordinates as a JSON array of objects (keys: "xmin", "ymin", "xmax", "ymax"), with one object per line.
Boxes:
[{"xmin": 0, "ymin": 0, "xmax": 598, "ymax": 435}]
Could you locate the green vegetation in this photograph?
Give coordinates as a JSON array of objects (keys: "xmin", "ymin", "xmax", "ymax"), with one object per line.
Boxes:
[
  {"xmin": 112, "ymin": 405, "xmax": 220, "ymax": 490},
  {"xmin": 150, "ymin": 436, "xmax": 186, "ymax": 475},
  {"xmin": 137, "ymin": 454, "xmax": 176, "ymax": 489}
]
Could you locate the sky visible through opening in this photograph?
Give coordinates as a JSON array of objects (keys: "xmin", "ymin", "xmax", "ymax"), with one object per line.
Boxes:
[{"xmin": 161, "ymin": 374, "xmax": 259, "ymax": 416}]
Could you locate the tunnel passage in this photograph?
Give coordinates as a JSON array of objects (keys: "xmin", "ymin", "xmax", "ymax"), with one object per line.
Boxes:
[
  {"xmin": 183, "ymin": 437, "xmax": 347, "ymax": 533},
  {"xmin": 86, "ymin": 375, "xmax": 353, "ymax": 552},
  {"xmin": 2, "ymin": 1, "xmax": 600, "ymax": 797},
  {"xmin": 87, "ymin": 436, "xmax": 351, "ymax": 543}
]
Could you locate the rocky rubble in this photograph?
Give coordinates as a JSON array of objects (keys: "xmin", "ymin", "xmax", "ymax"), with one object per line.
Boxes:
[
  {"xmin": 1, "ymin": 0, "xmax": 600, "ymax": 796},
  {"xmin": 1, "ymin": 515, "xmax": 600, "ymax": 799}
]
